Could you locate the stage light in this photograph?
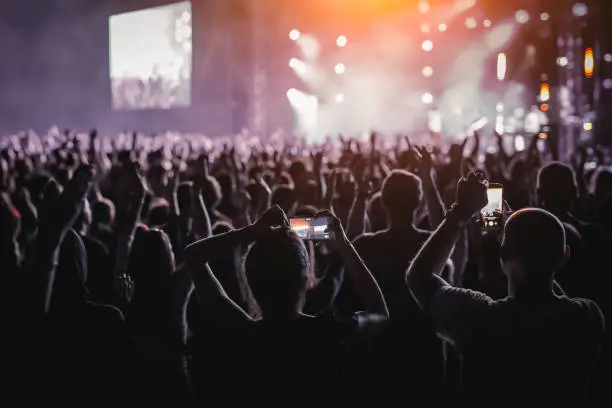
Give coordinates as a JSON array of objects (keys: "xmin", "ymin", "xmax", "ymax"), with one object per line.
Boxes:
[
  {"xmin": 495, "ymin": 115, "xmax": 504, "ymax": 134},
  {"xmin": 422, "ymin": 40, "xmax": 434, "ymax": 51},
  {"xmin": 572, "ymin": 3, "xmax": 588, "ymax": 17},
  {"xmin": 335, "ymin": 93, "xmax": 345, "ymax": 103},
  {"xmin": 603, "ymin": 79, "xmax": 612, "ymax": 89},
  {"xmin": 483, "ymin": 19, "xmax": 492, "ymax": 28},
  {"xmin": 334, "ymin": 63, "xmax": 346, "ymax": 74},
  {"xmin": 540, "ymin": 103, "xmax": 549, "ymax": 112},
  {"xmin": 496, "ymin": 103, "xmax": 504, "ymax": 113},
  {"xmin": 540, "ymin": 83, "xmax": 550, "ymax": 102},
  {"xmin": 181, "ymin": 11, "xmax": 191, "ymax": 23},
  {"xmin": 420, "ymin": 23, "xmax": 430, "ymax": 33},
  {"xmin": 497, "ymin": 53, "xmax": 506, "ymax": 81},
  {"xmin": 336, "ymin": 35, "xmax": 347, "ymax": 47},
  {"xmin": 515, "ymin": 10, "xmax": 529, "ymax": 24},
  {"xmin": 540, "ymin": 12, "xmax": 550, "ymax": 21},
  {"xmin": 422, "ymin": 66, "xmax": 434, "ymax": 77},
  {"xmin": 438, "ymin": 23, "xmax": 447, "ymax": 33},
  {"xmin": 583, "ymin": 122, "xmax": 593, "ymax": 131},
  {"xmin": 422, "ymin": 93, "xmax": 433, "ymax": 104},
  {"xmin": 289, "ymin": 29, "xmax": 300, "ymax": 41},
  {"xmin": 584, "ymin": 48, "xmax": 594, "ymax": 78},
  {"xmin": 287, "ymin": 88, "xmax": 298, "ymax": 98},
  {"xmin": 418, "ymin": 1, "xmax": 430, "ymax": 13},
  {"xmin": 515, "ymin": 135, "xmax": 526, "ymax": 151},
  {"xmin": 557, "ymin": 57, "xmax": 568, "ymax": 67},
  {"xmin": 604, "ymin": 53, "xmax": 612, "ymax": 63},
  {"xmin": 513, "ymin": 107, "xmax": 525, "ymax": 118},
  {"xmin": 465, "ymin": 17, "xmax": 477, "ymax": 29}
]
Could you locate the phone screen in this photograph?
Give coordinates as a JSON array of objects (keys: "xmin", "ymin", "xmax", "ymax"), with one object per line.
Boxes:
[
  {"xmin": 481, "ymin": 185, "xmax": 503, "ymax": 230},
  {"xmin": 290, "ymin": 217, "xmax": 331, "ymax": 240}
]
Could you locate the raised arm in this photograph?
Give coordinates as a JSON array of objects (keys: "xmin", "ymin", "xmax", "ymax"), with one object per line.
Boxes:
[
  {"xmin": 406, "ymin": 172, "xmax": 487, "ymax": 312},
  {"xmin": 319, "ymin": 210, "xmax": 389, "ymax": 317},
  {"xmin": 31, "ymin": 165, "xmax": 94, "ymax": 315},
  {"xmin": 185, "ymin": 205, "xmax": 288, "ymax": 323}
]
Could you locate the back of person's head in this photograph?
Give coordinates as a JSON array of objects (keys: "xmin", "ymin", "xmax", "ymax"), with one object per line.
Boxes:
[
  {"xmin": 215, "ymin": 172, "xmax": 235, "ymax": 198},
  {"xmin": 129, "ymin": 227, "xmax": 175, "ymax": 289},
  {"xmin": 244, "ymin": 228, "xmax": 308, "ymax": 317},
  {"xmin": 381, "ymin": 170, "xmax": 422, "ymax": 221},
  {"xmin": 591, "ymin": 167, "xmax": 612, "ymax": 198},
  {"xmin": 271, "ymin": 185, "xmax": 298, "ymax": 215},
  {"xmin": 148, "ymin": 198, "xmax": 170, "ymax": 227},
  {"xmin": 501, "ymin": 208, "xmax": 567, "ymax": 285},
  {"xmin": 92, "ymin": 198, "xmax": 115, "ymax": 229},
  {"xmin": 288, "ymin": 160, "xmax": 308, "ymax": 185},
  {"xmin": 537, "ymin": 162, "xmax": 577, "ymax": 210},
  {"xmin": 367, "ymin": 192, "xmax": 387, "ymax": 232},
  {"xmin": 200, "ymin": 175, "xmax": 222, "ymax": 210}
]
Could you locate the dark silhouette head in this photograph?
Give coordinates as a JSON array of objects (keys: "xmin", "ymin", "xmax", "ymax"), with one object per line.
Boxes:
[
  {"xmin": 501, "ymin": 208, "xmax": 568, "ymax": 296},
  {"xmin": 367, "ymin": 192, "xmax": 387, "ymax": 232},
  {"xmin": 381, "ymin": 170, "xmax": 422, "ymax": 227},
  {"xmin": 537, "ymin": 162, "xmax": 578, "ymax": 212},
  {"xmin": 244, "ymin": 228, "xmax": 309, "ymax": 319},
  {"xmin": 200, "ymin": 175, "xmax": 222, "ymax": 210},
  {"xmin": 271, "ymin": 185, "xmax": 298, "ymax": 216},
  {"xmin": 92, "ymin": 198, "xmax": 115, "ymax": 230}
]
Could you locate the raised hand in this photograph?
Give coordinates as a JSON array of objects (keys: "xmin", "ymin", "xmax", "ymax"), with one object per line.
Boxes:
[
  {"xmin": 315, "ymin": 209, "xmax": 348, "ymax": 250},
  {"xmin": 414, "ymin": 145, "xmax": 434, "ymax": 175},
  {"xmin": 252, "ymin": 204, "xmax": 289, "ymax": 237},
  {"xmin": 455, "ymin": 171, "xmax": 488, "ymax": 221},
  {"xmin": 39, "ymin": 164, "xmax": 94, "ymax": 243}
]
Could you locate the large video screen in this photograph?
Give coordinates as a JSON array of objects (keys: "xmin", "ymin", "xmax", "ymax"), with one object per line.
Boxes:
[{"xmin": 109, "ymin": 1, "xmax": 192, "ymax": 110}]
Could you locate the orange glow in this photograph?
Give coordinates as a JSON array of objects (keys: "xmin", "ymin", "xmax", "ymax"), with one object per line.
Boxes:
[
  {"xmin": 584, "ymin": 48, "xmax": 594, "ymax": 77},
  {"xmin": 540, "ymin": 103, "xmax": 549, "ymax": 112},
  {"xmin": 540, "ymin": 83, "xmax": 550, "ymax": 102}
]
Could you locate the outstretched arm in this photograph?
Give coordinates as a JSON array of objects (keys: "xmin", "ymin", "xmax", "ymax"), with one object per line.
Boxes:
[{"xmin": 407, "ymin": 172, "xmax": 487, "ymax": 313}]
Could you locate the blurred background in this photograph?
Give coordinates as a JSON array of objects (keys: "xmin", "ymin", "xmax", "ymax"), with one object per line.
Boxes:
[{"xmin": 0, "ymin": 0, "xmax": 610, "ymax": 152}]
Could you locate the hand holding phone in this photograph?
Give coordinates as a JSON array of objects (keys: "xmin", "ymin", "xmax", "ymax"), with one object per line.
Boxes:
[
  {"xmin": 290, "ymin": 216, "xmax": 331, "ymax": 240},
  {"xmin": 481, "ymin": 183, "xmax": 503, "ymax": 231}
]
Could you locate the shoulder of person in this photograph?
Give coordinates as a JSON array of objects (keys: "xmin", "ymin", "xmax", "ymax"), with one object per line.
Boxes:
[
  {"xmin": 567, "ymin": 297, "xmax": 605, "ymax": 329},
  {"xmin": 87, "ymin": 301, "xmax": 126, "ymax": 325}
]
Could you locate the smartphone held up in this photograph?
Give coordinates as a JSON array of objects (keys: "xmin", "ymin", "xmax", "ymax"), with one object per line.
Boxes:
[
  {"xmin": 289, "ymin": 217, "xmax": 331, "ymax": 241},
  {"xmin": 481, "ymin": 183, "xmax": 503, "ymax": 231}
]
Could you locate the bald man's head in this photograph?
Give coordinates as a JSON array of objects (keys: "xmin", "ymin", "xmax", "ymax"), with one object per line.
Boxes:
[{"xmin": 501, "ymin": 208, "xmax": 567, "ymax": 278}]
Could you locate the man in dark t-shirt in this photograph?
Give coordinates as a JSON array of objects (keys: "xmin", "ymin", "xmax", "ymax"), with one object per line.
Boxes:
[{"xmin": 407, "ymin": 174, "xmax": 604, "ymax": 404}]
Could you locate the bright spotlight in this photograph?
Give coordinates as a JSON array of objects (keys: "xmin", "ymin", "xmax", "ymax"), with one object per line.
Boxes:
[
  {"xmin": 422, "ymin": 40, "xmax": 434, "ymax": 51},
  {"xmin": 336, "ymin": 35, "xmax": 348, "ymax": 47},
  {"xmin": 422, "ymin": 66, "xmax": 434, "ymax": 77},
  {"xmin": 585, "ymin": 47, "xmax": 594, "ymax": 78},
  {"xmin": 486, "ymin": 23, "xmax": 515, "ymax": 50},
  {"xmin": 420, "ymin": 23, "xmax": 430, "ymax": 33},
  {"xmin": 438, "ymin": 23, "xmax": 447, "ymax": 32},
  {"xmin": 418, "ymin": 0, "xmax": 430, "ymax": 13},
  {"xmin": 540, "ymin": 12, "xmax": 550, "ymax": 21},
  {"xmin": 286, "ymin": 88, "xmax": 299, "ymax": 98},
  {"xmin": 496, "ymin": 103, "xmax": 504, "ymax": 113},
  {"xmin": 583, "ymin": 122, "xmax": 593, "ymax": 131},
  {"xmin": 334, "ymin": 63, "xmax": 346, "ymax": 75},
  {"xmin": 604, "ymin": 53, "xmax": 612, "ymax": 63},
  {"xmin": 483, "ymin": 19, "xmax": 492, "ymax": 28},
  {"xmin": 572, "ymin": 3, "xmax": 588, "ymax": 17},
  {"xmin": 557, "ymin": 57, "xmax": 568, "ymax": 67},
  {"xmin": 497, "ymin": 53, "xmax": 507, "ymax": 81},
  {"xmin": 289, "ymin": 29, "xmax": 301, "ymax": 41},
  {"xmin": 514, "ymin": 135, "xmax": 526, "ymax": 151},
  {"xmin": 515, "ymin": 10, "xmax": 529, "ymax": 24},
  {"xmin": 465, "ymin": 17, "xmax": 477, "ymax": 29},
  {"xmin": 422, "ymin": 93, "xmax": 434, "ymax": 104},
  {"xmin": 603, "ymin": 79, "xmax": 612, "ymax": 89},
  {"xmin": 335, "ymin": 93, "xmax": 345, "ymax": 103}
]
